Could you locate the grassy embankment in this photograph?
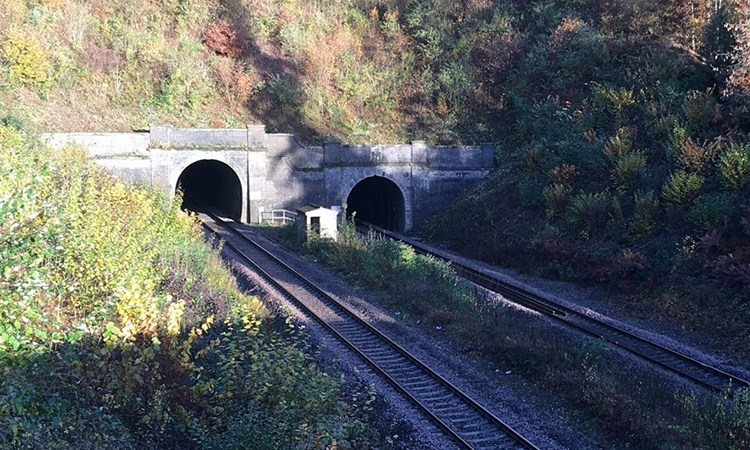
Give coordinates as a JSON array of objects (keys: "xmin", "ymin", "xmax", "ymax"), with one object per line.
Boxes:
[
  {"xmin": 0, "ymin": 127, "xmax": 388, "ymax": 448},
  {"xmin": 276, "ymin": 221, "xmax": 750, "ymax": 450}
]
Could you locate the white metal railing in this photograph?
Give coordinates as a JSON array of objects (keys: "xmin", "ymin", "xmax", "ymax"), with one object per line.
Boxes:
[{"xmin": 261, "ymin": 209, "xmax": 298, "ymax": 224}]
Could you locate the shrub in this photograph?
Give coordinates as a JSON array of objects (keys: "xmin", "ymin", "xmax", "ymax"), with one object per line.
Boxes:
[
  {"xmin": 152, "ymin": 54, "xmax": 214, "ymax": 110},
  {"xmin": 662, "ymin": 170, "xmax": 705, "ymax": 205},
  {"xmin": 544, "ymin": 182, "xmax": 572, "ymax": 220},
  {"xmin": 591, "ymin": 83, "xmax": 636, "ymax": 127},
  {"xmin": 613, "ymin": 151, "xmax": 647, "ymax": 187},
  {"xmin": 689, "ymin": 192, "xmax": 738, "ymax": 231},
  {"xmin": 630, "ymin": 191, "xmax": 661, "ymax": 237},
  {"xmin": 1, "ymin": 30, "xmax": 50, "ymax": 88},
  {"xmin": 213, "ymin": 57, "xmax": 258, "ymax": 113},
  {"xmin": 0, "ymin": 124, "xmax": 22, "ymax": 149},
  {"xmin": 602, "ymin": 127, "xmax": 647, "ymax": 187},
  {"xmin": 670, "ymin": 123, "xmax": 690, "ymax": 155},
  {"xmin": 305, "ymin": 229, "xmax": 473, "ymax": 315},
  {"xmin": 681, "ymin": 88, "xmax": 717, "ymax": 134},
  {"xmin": 567, "ymin": 191, "xmax": 622, "ymax": 235},
  {"xmin": 677, "ymin": 138, "xmax": 718, "ymax": 173},
  {"xmin": 523, "ymin": 147, "xmax": 542, "ymax": 172},
  {"xmin": 548, "ymin": 17, "xmax": 607, "ymax": 85},
  {"xmin": 603, "ymin": 127, "xmax": 635, "ymax": 162},
  {"xmin": 718, "ymin": 143, "xmax": 750, "ymax": 190},
  {"xmin": 549, "ymin": 163, "xmax": 578, "ymax": 184},
  {"xmin": 203, "ymin": 18, "xmax": 247, "ymax": 57}
]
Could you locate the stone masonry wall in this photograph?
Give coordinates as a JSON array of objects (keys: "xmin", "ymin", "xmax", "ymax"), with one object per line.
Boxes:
[{"xmin": 44, "ymin": 124, "xmax": 493, "ymax": 230}]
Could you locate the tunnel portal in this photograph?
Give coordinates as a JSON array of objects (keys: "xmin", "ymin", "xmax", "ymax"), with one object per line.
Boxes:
[
  {"xmin": 177, "ymin": 160, "xmax": 242, "ymax": 221},
  {"xmin": 346, "ymin": 176, "xmax": 405, "ymax": 232}
]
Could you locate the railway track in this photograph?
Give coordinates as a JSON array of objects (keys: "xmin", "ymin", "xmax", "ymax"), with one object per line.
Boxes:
[
  {"xmin": 356, "ymin": 220, "xmax": 750, "ymax": 396},
  {"xmin": 200, "ymin": 212, "xmax": 539, "ymax": 450}
]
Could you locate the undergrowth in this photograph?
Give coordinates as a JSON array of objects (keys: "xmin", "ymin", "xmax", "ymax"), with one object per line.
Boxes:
[
  {"xmin": 0, "ymin": 129, "xmax": 384, "ymax": 448},
  {"xmin": 304, "ymin": 221, "xmax": 475, "ymax": 323}
]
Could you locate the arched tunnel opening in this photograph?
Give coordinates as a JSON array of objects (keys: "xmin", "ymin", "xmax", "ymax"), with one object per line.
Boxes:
[
  {"xmin": 346, "ymin": 176, "xmax": 405, "ymax": 232},
  {"xmin": 177, "ymin": 160, "xmax": 242, "ymax": 221}
]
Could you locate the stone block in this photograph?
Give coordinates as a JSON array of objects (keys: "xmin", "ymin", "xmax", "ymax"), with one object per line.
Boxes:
[{"xmin": 412, "ymin": 141, "xmax": 428, "ymax": 164}]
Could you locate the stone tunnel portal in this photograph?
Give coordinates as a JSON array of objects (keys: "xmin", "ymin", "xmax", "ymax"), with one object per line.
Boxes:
[
  {"xmin": 346, "ymin": 176, "xmax": 405, "ymax": 233},
  {"xmin": 177, "ymin": 160, "xmax": 243, "ymax": 221}
]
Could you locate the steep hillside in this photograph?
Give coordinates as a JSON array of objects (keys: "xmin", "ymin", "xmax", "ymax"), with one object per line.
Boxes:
[
  {"xmin": 415, "ymin": 1, "xmax": 750, "ymax": 359},
  {"xmin": 1, "ymin": 0, "xmax": 521, "ymax": 143}
]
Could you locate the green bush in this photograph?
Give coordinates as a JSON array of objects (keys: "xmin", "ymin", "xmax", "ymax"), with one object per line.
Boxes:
[
  {"xmin": 548, "ymin": 17, "xmax": 607, "ymax": 85},
  {"xmin": 567, "ymin": 191, "xmax": 622, "ymax": 235},
  {"xmin": 612, "ymin": 151, "xmax": 647, "ymax": 187},
  {"xmin": 544, "ymin": 182, "xmax": 572, "ymax": 219},
  {"xmin": 662, "ymin": 170, "xmax": 705, "ymax": 205},
  {"xmin": 718, "ymin": 143, "xmax": 750, "ymax": 190},
  {"xmin": 603, "ymin": 127, "xmax": 634, "ymax": 162},
  {"xmin": 689, "ymin": 192, "xmax": 737, "ymax": 232},
  {"xmin": 630, "ymin": 190, "xmax": 661, "ymax": 238},
  {"xmin": 591, "ymin": 83, "xmax": 636, "ymax": 128}
]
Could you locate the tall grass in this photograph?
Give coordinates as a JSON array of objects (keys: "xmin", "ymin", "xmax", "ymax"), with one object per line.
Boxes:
[{"xmin": 304, "ymin": 221, "xmax": 475, "ymax": 320}]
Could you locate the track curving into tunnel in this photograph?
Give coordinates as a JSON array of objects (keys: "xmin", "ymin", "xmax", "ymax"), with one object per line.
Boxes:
[
  {"xmin": 346, "ymin": 176, "xmax": 405, "ymax": 233},
  {"xmin": 177, "ymin": 160, "xmax": 243, "ymax": 221}
]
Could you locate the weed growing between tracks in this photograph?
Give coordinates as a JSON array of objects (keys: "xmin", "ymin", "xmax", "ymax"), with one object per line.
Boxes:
[
  {"xmin": 295, "ymin": 221, "xmax": 750, "ymax": 449},
  {"xmin": 0, "ymin": 130, "xmax": 384, "ymax": 448}
]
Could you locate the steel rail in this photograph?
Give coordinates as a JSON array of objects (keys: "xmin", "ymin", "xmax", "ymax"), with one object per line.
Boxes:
[
  {"xmin": 357, "ymin": 220, "xmax": 750, "ymax": 395},
  {"xmin": 201, "ymin": 213, "xmax": 539, "ymax": 450}
]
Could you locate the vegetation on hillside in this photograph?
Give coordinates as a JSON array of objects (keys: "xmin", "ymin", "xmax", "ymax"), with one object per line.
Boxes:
[
  {"xmin": 412, "ymin": 0, "xmax": 750, "ymax": 362},
  {"xmin": 0, "ymin": 127, "xmax": 385, "ymax": 448},
  {"xmin": 1, "ymin": 0, "xmax": 516, "ymax": 141}
]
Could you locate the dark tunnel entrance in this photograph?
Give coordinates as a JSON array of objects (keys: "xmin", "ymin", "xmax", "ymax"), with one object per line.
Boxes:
[
  {"xmin": 346, "ymin": 176, "xmax": 405, "ymax": 232},
  {"xmin": 177, "ymin": 160, "xmax": 242, "ymax": 221}
]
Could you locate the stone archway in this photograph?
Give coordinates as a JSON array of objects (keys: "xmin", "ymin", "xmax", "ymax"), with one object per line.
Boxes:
[
  {"xmin": 176, "ymin": 160, "xmax": 243, "ymax": 221},
  {"xmin": 346, "ymin": 175, "xmax": 406, "ymax": 232}
]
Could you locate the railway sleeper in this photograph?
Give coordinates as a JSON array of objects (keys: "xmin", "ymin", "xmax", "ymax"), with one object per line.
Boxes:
[
  {"xmin": 433, "ymin": 406, "xmax": 475, "ymax": 419},
  {"xmin": 454, "ymin": 422, "xmax": 493, "ymax": 435},
  {"xmin": 404, "ymin": 385, "xmax": 440, "ymax": 397},
  {"xmin": 468, "ymin": 435, "xmax": 521, "ymax": 449},
  {"xmin": 386, "ymin": 361, "xmax": 417, "ymax": 371},
  {"xmin": 458, "ymin": 427, "xmax": 500, "ymax": 439},
  {"xmin": 346, "ymin": 333, "xmax": 376, "ymax": 342},
  {"xmin": 333, "ymin": 324, "xmax": 363, "ymax": 334},
  {"xmin": 388, "ymin": 371, "xmax": 425, "ymax": 381},
  {"xmin": 431, "ymin": 398, "xmax": 465, "ymax": 410},
  {"xmin": 393, "ymin": 372, "xmax": 428, "ymax": 383},
  {"xmin": 451, "ymin": 416, "xmax": 488, "ymax": 428},
  {"xmin": 366, "ymin": 351, "xmax": 404, "ymax": 362},
  {"xmin": 416, "ymin": 391, "xmax": 455, "ymax": 403},
  {"xmin": 404, "ymin": 382, "xmax": 440, "ymax": 394},
  {"xmin": 388, "ymin": 365, "xmax": 423, "ymax": 375},
  {"xmin": 350, "ymin": 338, "xmax": 383, "ymax": 348}
]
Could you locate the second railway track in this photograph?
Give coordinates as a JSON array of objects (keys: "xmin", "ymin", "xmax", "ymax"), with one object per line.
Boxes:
[
  {"xmin": 356, "ymin": 220, "xmax": 750, "ymax": 396},
  {"xmin": 200, "ymin": 212, "xmax": 539, "ymax": 450}
]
